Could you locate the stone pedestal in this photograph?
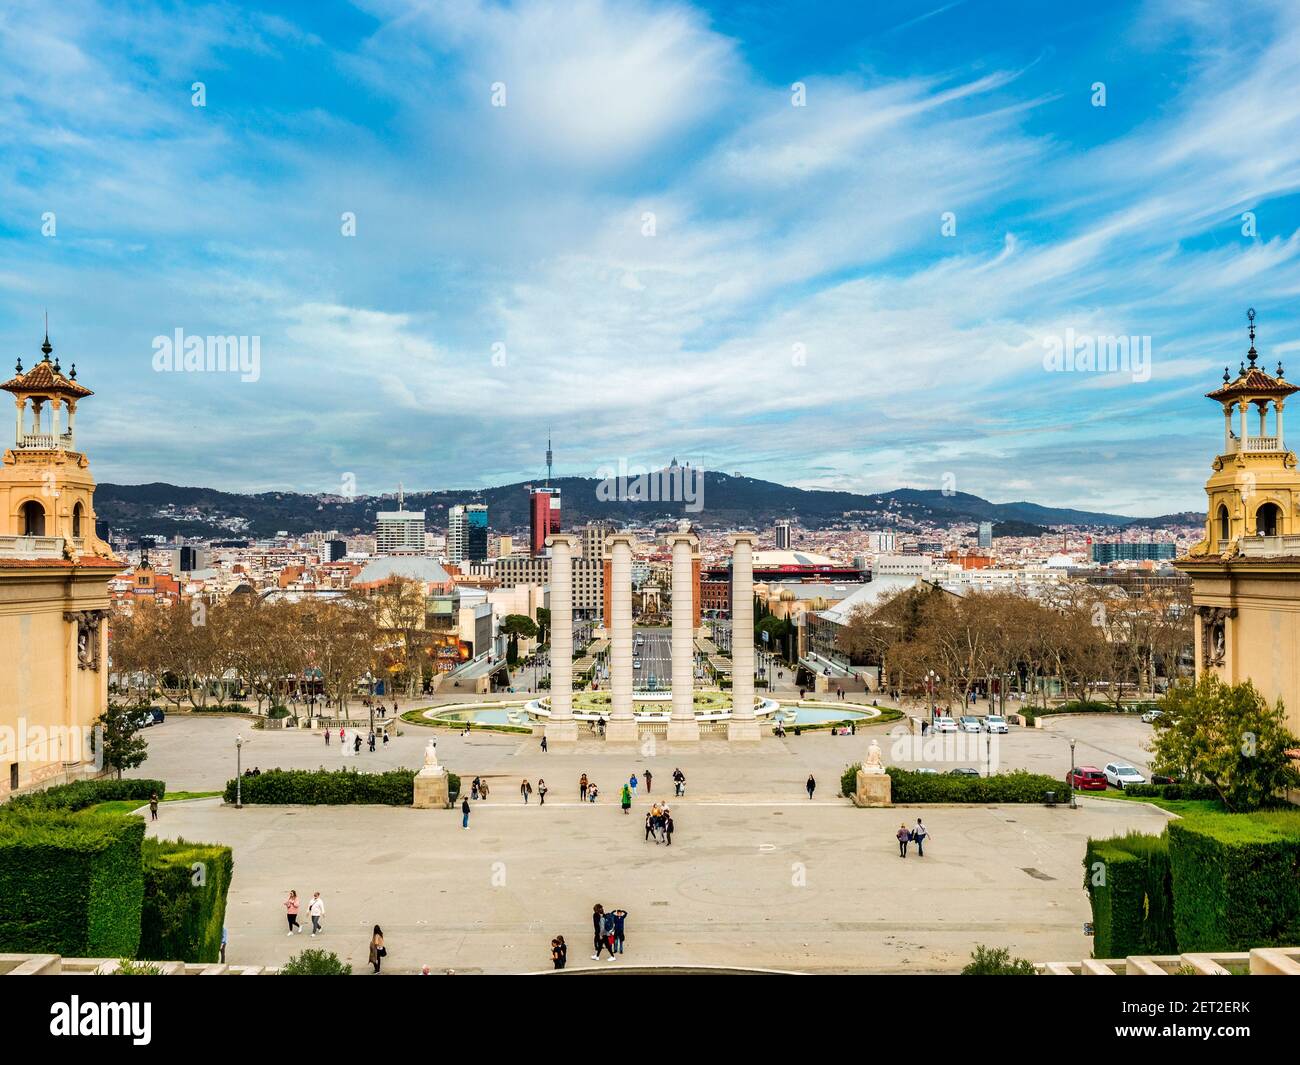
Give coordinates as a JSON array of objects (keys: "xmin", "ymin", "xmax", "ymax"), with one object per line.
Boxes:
[
  {"xmin": 726, "ymin": 717, "xmax": 761, "ymax": 743},
  {"xmin": 544, "ymin": 719, "xmax": 578, "ymax": 745},
  {"xmin": 604, "ymin": 718, "xmax": 638, "ymax": 745},
  {"xmin": 413, "ymin": 766, "xmax": 450, "ymax": 809},
  {"xmin": 854, "ymin": 770, "xmax": 892, "ymax": 808}
]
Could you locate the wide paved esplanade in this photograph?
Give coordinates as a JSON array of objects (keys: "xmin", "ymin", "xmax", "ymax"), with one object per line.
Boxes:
[{"xmin": 541, "ymin": 524, "xmax": 762, "ymax": 745}]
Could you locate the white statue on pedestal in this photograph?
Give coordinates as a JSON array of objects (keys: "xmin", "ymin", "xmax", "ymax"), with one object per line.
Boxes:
[
  {"xmin": 862, "ymin": 738, "xmax": 885, "ymax": 775},
  {"xmin": 420, "ymin": 738, "xmax": 444, "ymax": 776}
]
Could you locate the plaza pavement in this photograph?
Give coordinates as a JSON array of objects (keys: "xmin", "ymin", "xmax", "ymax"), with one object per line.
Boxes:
[{"xmin": 131, "ymin": 711, "xmax": 1168, "ymax": 973}]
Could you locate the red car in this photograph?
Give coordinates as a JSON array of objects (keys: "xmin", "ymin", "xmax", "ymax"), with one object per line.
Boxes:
[{"xmin": 1069, "ymin": 766, "xmax": 1108, "ymax": 791}]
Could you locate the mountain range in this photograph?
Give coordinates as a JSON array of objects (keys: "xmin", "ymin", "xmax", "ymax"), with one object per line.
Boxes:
[{"xmin": 92, "ymin": 472, "xmax": 1194, "ymax": 541}]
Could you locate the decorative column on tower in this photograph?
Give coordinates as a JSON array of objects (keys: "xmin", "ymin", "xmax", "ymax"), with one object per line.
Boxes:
[
  {"xmin": 544, "ymin": 533, "xmax": 578, "ymax": 745},
  {"xmin": 605, "ymin": 533, "xmax": 638, "ymax": 744},
  {"xmin": 665, "ymin": 522, "xmax": 700, "ymax": 745},
  {"xmin": 727, "ymin": 532, "xmax": 761, "ymax": 743}
]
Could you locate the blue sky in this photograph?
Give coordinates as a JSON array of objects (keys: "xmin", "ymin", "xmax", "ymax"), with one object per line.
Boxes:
[{"xmin": 3, "ymin": 0, "xmax": 1300, "ymax": 516}]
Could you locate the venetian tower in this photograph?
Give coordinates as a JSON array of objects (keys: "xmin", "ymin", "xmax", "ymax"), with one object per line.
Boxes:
[
  {"xmin": 0, "ymin": 329, "xmax": 119, "ymax": 797},
  {"xmin": 1176, "ymin": 309, "xmax": 1300, "ymax": 735}
]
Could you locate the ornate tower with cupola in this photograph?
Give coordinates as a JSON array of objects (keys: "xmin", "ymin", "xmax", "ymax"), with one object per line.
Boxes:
[
  {"xmin": 0, "ymin": 329, "xmax": 119, "ymax": 798},
  {"xmin": 0, "ymin": 330, "xmax": 113, "ymax": 557},
  {"xmin": 1177, "ymin": 309, "xmax": 1300, "ymax": 739}
]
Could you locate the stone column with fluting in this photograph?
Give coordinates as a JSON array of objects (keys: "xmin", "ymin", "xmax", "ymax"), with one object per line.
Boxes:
[
  {"xmin": 605, "ymin": 533, "xmax": 638, "ymax": 744},
  {"xmin": 544, "ymin": 533, "xmax": 578, "ymax": 745},
  {"xmin": 727, "ymin": 532, "xmax": 761, "ymax": 742},
  {"xmin": 665, "ymin": 524, "xmax": 700, "ymax": 744}
]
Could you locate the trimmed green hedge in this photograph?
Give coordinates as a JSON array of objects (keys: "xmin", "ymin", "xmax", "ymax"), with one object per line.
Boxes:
[
  {"xmin": 1123, "ymin": 783, "xmax": 1221, "ymax": 802},
  {"xmin": 1083, "ymin": 832, "xmax": 1175, "ymax": 958},
  {"xmin": 0, "ymin": 810, "xmax": 145, "ymax": 958},
  {"xmin": 1038, "ymin": 700, "xmax": 1156, "ymax": 716},
  {"xmin": 886, "ymin": 768, "xmax": 1063, "ymax": 803},
  {"xmin": 1168, "ymin": 810, "xmax": 1300, "ymax": 952},
  {"xmin": 223, "ymin": 768, "xmax": 416, "ymax": 805},
  {"xmin": 841, "ymin": 763, "xmax": 861, "ymax": 798},
  {"xmin": 7, "ymin": 778, "xmax": 166, "ymax": 814},
  {"xmin": 139, "ymin": 838, "xmax": 233, "ymax": 964}
]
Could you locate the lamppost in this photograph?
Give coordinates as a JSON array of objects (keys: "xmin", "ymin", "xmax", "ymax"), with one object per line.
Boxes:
[
  {"xmin": 1069, "ymin": 738, "xmax": 1077, "ymax": 809},
  {"xmin": 235, "ymin": 734, "xmax": 243, "ymax": 810},
  {"xmin": 927, "ymin": 670, "xmax": 939, "ymax": 726}
]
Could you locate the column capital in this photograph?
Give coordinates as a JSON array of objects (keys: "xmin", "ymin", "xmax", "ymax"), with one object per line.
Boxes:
[
  {"xmin": 545, "ymin": 533, "xmax": 579, "ymax": 550},
  {"xmin": 605, "ymin": 532, "xmax": 638, "ymax": 553},
  {"xmin": 727, "ymin": 531, "xmax": 759, "ymax": 548},
  {"xmin": 662, "ymin": 529, "xmax": 699, "ymax": 549}
]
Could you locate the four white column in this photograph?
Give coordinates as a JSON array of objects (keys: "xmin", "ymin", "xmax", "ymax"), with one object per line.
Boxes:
[
  {"xmin": 666, "ymin": 526, "xmax": 700, "ymax": 744},
  {"xmin": 605, "ymin": 533, "xmax": 638, "ymax": 744},
  {"xmin": 727, "ymin": 532, "xmax": 761, "ymax": 742},
  {"xmin": 544, "ymin": 533, "xmax": 578, "ymax": 744}
]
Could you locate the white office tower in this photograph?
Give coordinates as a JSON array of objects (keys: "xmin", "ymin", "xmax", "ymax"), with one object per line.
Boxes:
[
  {"xmin": 375, "ymin": 485, "xmax": 425, "ymax": 555},
  {"xmin": 978, "ymin": 521, "xmax": 993, "ymax": 549},
  {"xmin": 448, "ymin": 504, "xmax": 468, "ymax": 564}
]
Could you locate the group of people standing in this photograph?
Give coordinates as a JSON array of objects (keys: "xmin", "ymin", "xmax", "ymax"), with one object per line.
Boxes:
[
  {"xmin": 326, "ymin": 727, "xmax": 387, "ymax": 754},
  {"xmin": 644, "ymin": 802, "xmax": 674, "ymax": 844}
]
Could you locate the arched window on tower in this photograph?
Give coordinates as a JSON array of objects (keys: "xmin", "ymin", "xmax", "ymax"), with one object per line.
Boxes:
[
  {"xmin": 1217, "ymin": 504, "xmax": 1230, "ymax": 544},
  {"xmin": 72, "ymin": 501, "xmax": 84, "ymax": 539},
  {"xmin": 20, "ymin": 500, "xmax": 46, "ymax": 536},
  {"xmin": 1256, "ymin": 502, "xmax": 1281, "ymax": 537}
]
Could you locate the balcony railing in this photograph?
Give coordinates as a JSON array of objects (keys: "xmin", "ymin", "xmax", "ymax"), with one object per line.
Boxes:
[
  {"xmin": 1238, "ymin": 534, "xmax": 1300, "ymax": 557},
  {"xmin": 16, "ymin": 432, "xmax": 74, "ymax": 450},
  {"xmin": 0, "ymin": 535, "xmax": 66, "ymax": 559},
  {"xmin": 1244, "ymin": 436, "xmax": 1281, "ymax": 452}
]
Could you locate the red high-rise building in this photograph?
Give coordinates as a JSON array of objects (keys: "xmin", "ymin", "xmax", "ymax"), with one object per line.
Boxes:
[{"xmin": 529, "ymin": 487, "xmax": 561, "ymax": 555}]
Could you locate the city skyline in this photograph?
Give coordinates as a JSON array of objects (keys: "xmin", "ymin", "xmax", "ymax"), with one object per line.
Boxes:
[{"xmin": 4, "ymin": 0, "xmax": 1300, "ymax": 514}]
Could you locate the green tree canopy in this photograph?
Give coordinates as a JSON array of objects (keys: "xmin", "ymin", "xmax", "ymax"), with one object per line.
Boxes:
[{"xmin": 1151, "ymin": 674, "xmax": 1300, "ymax": 812}]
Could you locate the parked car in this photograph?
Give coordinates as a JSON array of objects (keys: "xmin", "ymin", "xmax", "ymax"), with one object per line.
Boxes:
[
  {"xmin": 148, "ymin": 706, "xmax": 166, "ymax": 725},
  {"xmin": 1069, "ymin": 765, "xmax": 1108, "ymax": 791},
  {"xmin": 1140, "ymin": 709, "xmax": 1164, "ymax": 724},
  {"xmin": 914, "ymin": 767, "xmax": 940, "ymax": 775},
  {"xmin": 983, "ymin": 715, "xmax": 1009, "ymax": 733},
  {"xmin": 1104, "ymin": 763, "xmax": 1146, "ymax": 789},
  {"xmin": 931, "ymin": 717, "xmax": 958, "ymax": 734},
  {"xmin": 948, "ymin": 767, "xmax": 980, "ymax": 777},
  {"xmin": 958, "ymin": 715, "xmax": 982, "ymax": 733}
]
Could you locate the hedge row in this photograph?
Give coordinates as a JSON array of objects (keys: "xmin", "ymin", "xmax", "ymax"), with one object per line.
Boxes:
[
  {"xmin": 223, "ymin": 768, "xmax": 417, "ymax": 805},
  {"xmin": 1168, "ymin": 810, "xmax": 1300, "ymax": 952},
  {"xmin": 7, "ymin": 778, "xmax": 167, "ymax": 814},
  {"xmin": 1037, "ymin": 700, "xmax": 1157, "ymax": 716},
  {"xmin": 139, "ymin": 838, "xmax": 233, "ymax": 964},
  {"xmin": 1123, "ymin": 783, "xmax": 1221, "ymax": 802},
  {"xmin": 886, "ymin": 768, "xmax": 1063, "ymax": 803},
  {"xmin": 0, "ymin": 810, "xmax": 145, "ymax": 958},
  {"xmin": 1083, "ymin": 832, "xmax": 1176, "ymax": 958}
]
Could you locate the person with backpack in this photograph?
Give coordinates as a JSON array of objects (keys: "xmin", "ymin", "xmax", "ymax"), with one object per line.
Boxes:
[
  {"xmin": 913, "ymin": 817, "xmax": 929, "ymax": 857},
  {"xmin": 591, "ymin": 904, "xmax": 615, "ymax": 961},
  {"xmin": 620, "ymin": 783, "xmax": 632, "ymax": 814},
  {"xmin": 896, "ymin": 822, "xmax": 911, "ymax": 858},
  {"xmin": 461, "ymin": 796, "xmax": 471, "ymax": 830}
]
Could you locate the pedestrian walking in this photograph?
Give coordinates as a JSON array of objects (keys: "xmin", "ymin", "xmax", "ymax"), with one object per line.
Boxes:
[
  {"xmin": 629, "ymin": 773, "xmax": 638, "ymax": 796},
  {"xmin": 621, "ymin": 783, "xmax": 632, "ymax": 814},
  {"xmin": 645, "ymin": 811, "xmax": 655, "ymax": 842},
  {"xmin": 309, "ymin": 891, "xmax": 325, "ymax": 936},
  {"xmin": 644, "ymin": 769, "xmax": 652, "ymax": 793},
  {"xmin": 663, "ymin": 811, "xmax": 674, "ymax": 846},
  {"xmin": 353, "ymin": 734, "xmax": 362, "ymax": 753},
  {"xmin": 369, "ymin": 925, "xmax": 386, "ymax": 973},
  {"xmin": 339, "ymin": 727, "xmax": 345, "ymax": 745},
  {"xmin": 540, "ymin": 735, "xmax": 548, "ymax": 753},
  {"xmin": 521, "ymin": 778, "xmax": 532, "ymax": 804},
  {"xmin": 896, "ymin": 822, "xmax": 910, "ymax": 858},
  {"xmin": 806, "ymin": 774, "xmax": 816, "ymax": 800},
  {"xmin": 551, "ymin": 935, "xmax": 567, "ymax": 970},
  {"xmin": 610, "ymin": 908, "xmax": 629, "ymax": 955},
  {"xmin": 471, "ymin": 776, "xmax": 480, "ymax": 800},
  {"xmin": 149, "ymin": 793, "xmax": 159, "ymax": 821},
  {"xmin": 382, "ymin": 731, "xmax": 389, "ymax": 746},
  {"xmin": 325, "ymin": 729, "xmax": 330, "ymax": 746},
  {"xmin": 591, "ymin": 904, "xmax": 615, "ymax": 960},
  {"xmin": 913, "ymin": 818, "xmax": 929, "ymax": 857},
  {"xmin": 220, "ymin": 926, "xmax": 227, "ymax": 963},
  {"xmin": 479, "ymin": 779, "xmax": 490, "ymax": 800},
  {"xmin": 368, "ymin": 731, "xmax": 376, "ymax": 752},
  {"xmin": 538, "ymin": 779, "xmax": 548, "ymax": 806},
  {"xmin": 461, "ymin": 796, "xmax": 471, "ymax": 830},
  {"xmin": 672, "ymin": 767, "xmax": 685, "ymax": 796},
  {"xmin": 580, "ymin": 773, "xmax": 589, "ymax": 801},
  {"xmin": 284, "ymin": 890, "xmax": 302, "ymax": 935}
]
